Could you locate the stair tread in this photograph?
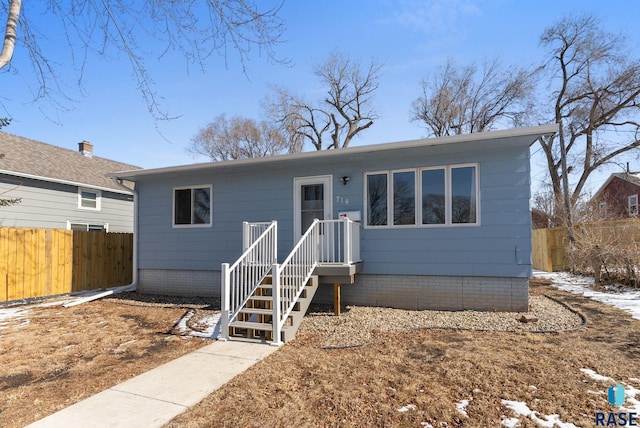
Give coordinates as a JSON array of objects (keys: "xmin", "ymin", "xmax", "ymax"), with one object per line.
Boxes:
[
  {"xmin": 230, "ymin": 321, "xmax": 272, "ymax": 330},
  {"xmin": 239, "ymin": 307, "xmax": 274, "ymax": 315}
]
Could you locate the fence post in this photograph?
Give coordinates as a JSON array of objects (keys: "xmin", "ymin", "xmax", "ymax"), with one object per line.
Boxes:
[
  {"xmin": 218, "ymin": 263, "xmax": 230, "ymax": 341},
  {"xmin": 271, "ymin": 263, "xmax": 282, "ymax": 346}
]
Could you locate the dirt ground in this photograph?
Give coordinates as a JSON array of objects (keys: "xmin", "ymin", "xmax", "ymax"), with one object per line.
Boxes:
[
  {"xmin": 1, "ymin": 281, "xmax": 639, "ymax": 427},
  {"xmin": 166, "ymin": 280, "xmax": 640, "ymax": 428},
  {"xmin": 0, "ymin": 293, "xmax": 216, "ymax": 428}
]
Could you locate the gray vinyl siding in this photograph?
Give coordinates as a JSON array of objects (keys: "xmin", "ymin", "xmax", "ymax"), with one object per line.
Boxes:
[
  {"xmin": 134, "ymin": 137, "xmax": 533, "ymax": 278},
  {"xmin": 0, "ymin": 174, "xmax": 134, "ymax": 232}
]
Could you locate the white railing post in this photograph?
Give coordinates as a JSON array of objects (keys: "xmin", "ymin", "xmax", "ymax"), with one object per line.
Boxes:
[
  {"xmin": 343, "ymin": 217, "xmax": 351, "ymax": 264},
  {"xmin": 242, "ymin": 221, "xmax": 250, "ymax": 252},
  {"xmin": 353, "ymin": 220, "xmax": 360, "ymax": 262},
  {"xmin": 272, "ymin": 220, "xmax": 278, "ymax": 263},
  {"xmin": 271, "ymin": 263, "xmax": 282, "ymax": 346},
  {"xmin": 219, "ymin": 263, "xmax": 230, "ymax": 341}
]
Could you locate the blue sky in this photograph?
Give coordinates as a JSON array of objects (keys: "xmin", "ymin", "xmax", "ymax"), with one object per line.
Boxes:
[{"xmin": 3, "ymin": 0, "xmax": 640, "ymax": 196}]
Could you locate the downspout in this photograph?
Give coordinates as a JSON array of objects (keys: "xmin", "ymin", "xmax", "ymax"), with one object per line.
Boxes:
[{"xmin": 110, "ymin": 177, "xmax": 138, "ymax": 290}]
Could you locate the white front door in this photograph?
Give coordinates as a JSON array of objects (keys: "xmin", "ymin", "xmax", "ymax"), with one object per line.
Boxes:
[{"xmin": 294, "ymin": 175, "xmax": 333, "ymax": 240}]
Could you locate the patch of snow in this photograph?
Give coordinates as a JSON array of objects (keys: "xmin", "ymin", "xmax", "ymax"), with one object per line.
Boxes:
[
  {"xmin": 174, "ymin": 311, "xmax": 221, "ymax": 339},
  {"xmin": 534, "ymin": 271, "xmax": 640, "ymax": 321},
  {"xmin": 397, "ymin": 404, "xmax": 416, "ymax": 413},
  {"xmin": 629, "ymin": 378, "xmax": 640, "ymax": 383},
  {"xmin": 580, "ymin": 368, "xmax": 640, "ymax": 414},
  {"xmin": 0, "ymin": 307, "xmax": 31, "ymax": 330},
  {"xmin": 420, "ymin": 423, "xmax": 434, "ymax": 428},
  {"xmin": 580, "ymin": 368, "xmax": 613, "ymax": 382},
  {"xmin": 501, "ymin": 417, "xmax": 520, "ymax": 428},
  {"xmin": 501, "ymin": 400, "xmax": 580, "ymax": 428},
  {"xmin": 529, "ymin": 385, "xmax": 538, "ymax": 391},
  {"xmin": 455, "ymin": 399, "xmax": 470, "ymax": 417}
]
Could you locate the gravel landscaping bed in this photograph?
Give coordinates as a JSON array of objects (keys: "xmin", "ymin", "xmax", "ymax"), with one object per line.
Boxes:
[
  {"xmin": 298, "ymin": 294, "xmax": 585, "ymax": 348},
  {"xmin": 102, "ymin": 285, "xmax": 586, "ymax": 349}
]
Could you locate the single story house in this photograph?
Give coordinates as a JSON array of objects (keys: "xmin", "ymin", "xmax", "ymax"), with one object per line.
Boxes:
[
  {"xmin": 110, "ymin": 124, "xmax": 557, "ymax": 330},
  {"xmin": 0, "ymin": 132, "xmax": 140, "ymax": 232},
  {"xmin": 591, "ymin": 171, "xmax": 640, "ymax": 219}
]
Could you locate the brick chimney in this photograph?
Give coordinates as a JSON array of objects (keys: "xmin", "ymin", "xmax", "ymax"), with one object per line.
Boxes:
[{"xmin": 78, "ymin": 141, "xmax": 93, "ymax": 157}]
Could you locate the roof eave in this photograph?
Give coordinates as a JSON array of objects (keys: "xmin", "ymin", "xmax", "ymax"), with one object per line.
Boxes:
[
  {"xmin": 0, "ymin": 169, "xmax": 134, "ymax": 194},
  {"xmin": 109, "ymin": 124, "xmax": 558, "ymax": 180}
]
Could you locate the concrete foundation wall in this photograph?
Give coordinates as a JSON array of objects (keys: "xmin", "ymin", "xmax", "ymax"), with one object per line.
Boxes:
[
  {"xmin": 138, "ymin": 270, "xmax": 528, "ymax": 312},
  {"xmin": 138, "ymin": 269, "xmax": 220, "ymax": 297},
  {"xmin": 314, "ymin": 274, "xmax": 529, "ymax": 312}
]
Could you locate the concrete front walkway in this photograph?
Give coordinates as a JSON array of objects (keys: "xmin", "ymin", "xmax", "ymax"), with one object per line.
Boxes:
[{"xmin": 26, "ymin": 341, "xmax": 277, "ymax": 428}]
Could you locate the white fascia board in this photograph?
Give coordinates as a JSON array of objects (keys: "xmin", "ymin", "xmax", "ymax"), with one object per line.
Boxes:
[
  {"xmin": 109, "ymin": 124, "xmax": 559, "ymax": 181},
  {"xmin": 0, "ymin": 169, "xmax": 133, "ymax": 195}
]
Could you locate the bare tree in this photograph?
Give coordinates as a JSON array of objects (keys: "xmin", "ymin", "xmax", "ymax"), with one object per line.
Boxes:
[
  {"xmin": 411, "ymin": 58, "xmax": 535, "ymax": 137},
  {"xmin": 537, "ymin": 14, "xmax": 640, "ymax": 224},
  {"xmin": 267, "ymin": 50, "xmax": 382, "ymax": 150},
  {"xmin": 0, "ymin": 0, "xmax": 286, "ymax": 119},
  {"xmin": 0, "ymin": 118, "xmax": 21, "ymax": 207},
  {"xmin": 189, "ymin": 114, "xmax": 296, "ymax": 162}
]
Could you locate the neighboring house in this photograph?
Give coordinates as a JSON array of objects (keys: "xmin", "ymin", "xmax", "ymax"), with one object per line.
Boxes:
[
  {"xmin": 591, "ymin": 171, "xmax": 640, "ymax": 219},
  {"xmin": 0, "ymin": 132, "xmax": 140, "ymax": 232},
  {"xmin": 110, "ymin": 124, "xmax": 557, "ymax": 327}
]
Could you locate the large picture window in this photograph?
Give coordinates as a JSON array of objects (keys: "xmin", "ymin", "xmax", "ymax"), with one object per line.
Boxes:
[
  {"xmin": 365, "ymin": 164, "xmax": 478, "ymax": 228},
  {"xmin": 173, "ymin": 185, "xmax": 212, "ymax": 227}
]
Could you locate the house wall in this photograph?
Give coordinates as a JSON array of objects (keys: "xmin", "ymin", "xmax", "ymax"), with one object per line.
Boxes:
[
  {"xmin": 0, "ymin": 174, "xmax": 134, "ymax": 232},
  {"xmin": 133, "ymin": 137, "xmax": 533, "ymax": 311}
]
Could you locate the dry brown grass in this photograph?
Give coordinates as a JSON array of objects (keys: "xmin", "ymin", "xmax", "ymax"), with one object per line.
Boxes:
[
  {"xmin": 167, "ymin": 282, "xmax": 640, "ymax": 428},
  {"xmin": 0, "ymin": 296, "xmax": 211, "ymax": 427},
  {"xmin": 1, "ymin": 281, "xmax": 638, "ymax": 428}
]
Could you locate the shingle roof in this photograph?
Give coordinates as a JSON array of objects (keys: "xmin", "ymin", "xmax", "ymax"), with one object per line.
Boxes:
[{"xmin": 0, "ymin": 132, "xmax": 141, "ymax": 192}]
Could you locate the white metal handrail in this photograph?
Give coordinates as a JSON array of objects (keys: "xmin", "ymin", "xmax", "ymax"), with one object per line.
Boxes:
[
  {"xmin": 219, "ymin": 221, "xmax": 277, "ymax": 340},
  {"xmin": 242, "ymin": 221, "xmax": 274, "ymax": 252},
  {"xmin": 317, "ymin": 217, "xmax": 361, "ymax": 264},
  {"xmin": 272, "ymin": 219, "xmax": 320, "ymax": 345}
]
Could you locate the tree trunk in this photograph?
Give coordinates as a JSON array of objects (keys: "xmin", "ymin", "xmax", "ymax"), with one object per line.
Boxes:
[{"xmin": 0, "ymin": 0, "xmax": 21, "ymax": 70}]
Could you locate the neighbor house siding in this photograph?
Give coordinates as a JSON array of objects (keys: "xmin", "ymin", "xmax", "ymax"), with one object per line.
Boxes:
[{"xmin": 0, "ymin": 174, "xmax": 134, "ymax": 232}]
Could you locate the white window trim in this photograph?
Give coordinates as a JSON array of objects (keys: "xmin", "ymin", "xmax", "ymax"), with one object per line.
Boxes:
[
  {"xmin": 67, "ymin": 221, "xmax": 109, "ymax": 232},
  {"xmin": 599, "ymin": 202, "xmax": 608, "ymax": 219},
  {"xmin": 172, "ymin": 184, "xmax": 213, "ymax": 228},
  {"xmin": 418, "ymin": 166, "xmax": 448, "ymax": 228},
  {"xmin": 293, "ymin": 175, "xmax": 333, "ymax": 241},
  {"xmin": 78, "ymin": 187, "xmax": 101, "ymax": 211},
  {"xmin": 364, "ymin": 170, "xmax": 391, "ymax": 229},
  {"xmin": 391, "ymin": 169, "xmax": 418, "ymax": 228},
  {"xmin": 446, "ymin": 163, "xmax": 480, "ymax": 227},
  {"xmin": 629, "ymin": 194, "xmax": 638, "ymax": 216},
  {"xmin": 364, "ymin": 163, "xmax": 480, "ymax": 229}
]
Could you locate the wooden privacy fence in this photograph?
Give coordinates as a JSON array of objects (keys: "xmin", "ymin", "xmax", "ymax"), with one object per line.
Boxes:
[
  {"xmin": 0, "ymin": 228, "xmax": 133, "ymax": 302},
  {"xmin": 532, "ymin": 219, "xmax": 640, "ymax": 272}
]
